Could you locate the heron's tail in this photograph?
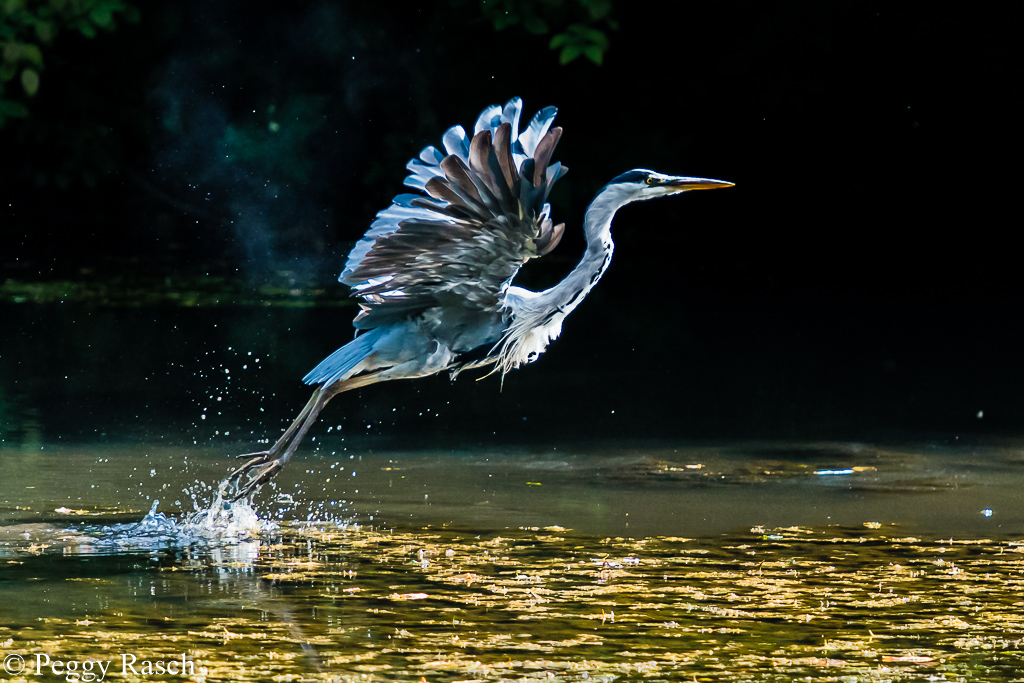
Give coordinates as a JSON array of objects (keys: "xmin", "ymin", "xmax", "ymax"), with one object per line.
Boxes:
[{"xmin": 302, "ymin": 328, "xmax": 386, "ymax": 386}]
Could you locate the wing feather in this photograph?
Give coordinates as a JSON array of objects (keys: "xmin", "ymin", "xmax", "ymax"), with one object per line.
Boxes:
[
  {"xmin": 530, "ymin": 127, "xmax": 562, "ymax": 186},
  {"xmin": 438, "ymin": 156, "xmax": 486, "ymax": 209},
  {"xmin": 342, "ymin": 99, "xmax": 568, "ymax": 330},
  {"xmin": 442, "ymin": 125, "xmax": 470, "ymax": 158},
  {"xmin": 492, "ymin": 122, "xmax": 519, "ymax": 190},
  {"xmin": 518, "ymin": 106, "xmax": 557, "ymax": 156},
  {"xmin": 474, "ymin": 104, "xmax": 502, "ymax": 134}
]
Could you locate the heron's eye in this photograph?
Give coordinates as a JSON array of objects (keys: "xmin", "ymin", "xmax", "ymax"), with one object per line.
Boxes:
[{"xmin": 644, "ymin": 176, "xmax": 656, "ymax": 185}]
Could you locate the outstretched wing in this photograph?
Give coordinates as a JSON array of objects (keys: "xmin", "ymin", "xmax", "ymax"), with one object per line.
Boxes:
[{"xmin": 341, "ymin": 98, "xmax": 568, "ymax": 330}]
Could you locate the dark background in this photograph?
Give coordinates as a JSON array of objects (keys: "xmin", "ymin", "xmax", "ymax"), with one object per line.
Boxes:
[{"xmin": 2, "ymin": 1, "xmax": 1023, "ymax": 446}]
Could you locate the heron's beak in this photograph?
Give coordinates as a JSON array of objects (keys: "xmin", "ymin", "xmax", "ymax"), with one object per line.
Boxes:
[{"xmin": 665, "ymin": 176, "xmax": 735, "ymax": 192}]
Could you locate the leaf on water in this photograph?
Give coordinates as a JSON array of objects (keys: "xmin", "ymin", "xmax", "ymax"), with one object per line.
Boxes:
[
  {"xmin": 882, "ymin": 654, "xmax": 934, "ymax": 663},
  {"xmin": 391, "ymin": 592, "xmax": 429, "ymax": 600},
  {"xmin": 4, "ymin": 523, "xmax": 1024, "ymax": 677}
]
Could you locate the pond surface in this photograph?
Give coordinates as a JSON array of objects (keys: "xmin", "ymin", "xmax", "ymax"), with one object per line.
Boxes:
[
  {"xmin": 2, "ymin": 440, "xmax": 1023, "ymax": 682},
  {"xmin": 2, "ymin": 301, "xmax": 1024, "ymax": 681}
]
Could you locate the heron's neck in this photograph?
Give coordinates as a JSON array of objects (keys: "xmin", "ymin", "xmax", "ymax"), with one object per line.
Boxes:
[{"xmin": 544, "ymin": 184, "xmax": 633, "ymax": 312}]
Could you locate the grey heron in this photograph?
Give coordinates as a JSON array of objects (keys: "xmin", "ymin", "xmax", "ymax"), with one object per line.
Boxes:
[{"xmin": 225, "ymin": 97, "xmax": 732, "ymax": 500}]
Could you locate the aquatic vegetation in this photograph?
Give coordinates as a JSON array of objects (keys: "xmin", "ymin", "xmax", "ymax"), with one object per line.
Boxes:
[
  {"xmin": 0, "ymin": 272, "xmax": 351, "ymax": 307},
  {"xmin": 1, "ymin": 514, "xmax": 1022, "ymax": 682}
]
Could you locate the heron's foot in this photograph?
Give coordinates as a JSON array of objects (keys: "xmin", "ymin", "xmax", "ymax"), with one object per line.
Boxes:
[
  {"xmin": 224, "ymin": 450, "xmax": 271, "ymax": 484},
  {"xmin": 223, "ymin": 450, "xmax": 280, "ymax": 501},
  {"xmin": 226, "ymin": 457, "xmax": 286, "ymax": 502},
  {"xmin": 235, "ymin": 449, "xmax": 272, "ymax": 460}
]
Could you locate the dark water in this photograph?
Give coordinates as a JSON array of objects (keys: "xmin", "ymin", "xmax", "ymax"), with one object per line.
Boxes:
[
  {"xmin": 2, "ymin": 302, "xmax": 1024, "ymax": 680},
  {"xmin": 2, "ymin": 440, "xmax": 1023, "ymax": 538}
]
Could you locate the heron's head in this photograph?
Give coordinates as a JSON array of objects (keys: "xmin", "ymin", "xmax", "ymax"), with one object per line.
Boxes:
[{"xmin": 606, "ymin": 169, "xmax": 734, "ymax": 203}]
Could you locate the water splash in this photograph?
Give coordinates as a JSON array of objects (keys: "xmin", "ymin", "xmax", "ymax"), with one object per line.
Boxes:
[
  {"xmin": 181, "ymin": 485, "xmax": 272, "ymax": 538},
  {"xmin": 83, "ymin": 496, "xmax": 270, "ymax": 550},
  {"xmin": 0, "ymin": 493, "xmax": 277, "ymax": 562}
]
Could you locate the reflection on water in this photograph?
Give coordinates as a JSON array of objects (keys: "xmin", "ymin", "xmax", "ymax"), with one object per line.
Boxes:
[{"xmin": 1, "ymin": 516, "xmax": 1022, "ymax": 682}]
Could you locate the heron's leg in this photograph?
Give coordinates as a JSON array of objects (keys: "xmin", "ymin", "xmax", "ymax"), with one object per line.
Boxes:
[
  {"xmin": 234, "ymin": 390, "xmax": 322, "ymax": 462},
  {"xmin": 225, "ymin": 388, "xmax": 331, "ymax": 500},
  {"xmin": 223, "ymin": 387, "xmax": 326, "ymax": 493},
  {"xmin": 225, "ymin": 371, "xmax": 386, "ymax": 501}
]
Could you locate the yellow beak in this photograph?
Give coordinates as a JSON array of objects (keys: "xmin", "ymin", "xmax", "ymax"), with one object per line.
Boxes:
[{"xmin": 665, "ymin": 176, "xmax": 735, "ymax": 191}]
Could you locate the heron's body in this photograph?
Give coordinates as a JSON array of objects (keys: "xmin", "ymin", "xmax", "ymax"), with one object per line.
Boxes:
[{"xmin": 225, "ymin": 98, "xmax": 732, "ymax": 499}]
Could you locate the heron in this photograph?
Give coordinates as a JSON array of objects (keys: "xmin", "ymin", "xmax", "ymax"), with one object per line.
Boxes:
[{"xmin": 224, "ymin": 97, "xmax": 732, "ymax": 500}]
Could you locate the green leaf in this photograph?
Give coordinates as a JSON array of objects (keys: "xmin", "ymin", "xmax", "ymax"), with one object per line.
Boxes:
[
  {"xmin": 0, "ymin": 60, "xmax": 17, "ymax": 82},
  {"xmin": 559, "ymin": 44, "xmax": 583, "ymax": 64},
  {"xmin": 523, "ymin": 15, "xmax": 548, "ymax": 35},
  {"xmin": 2, "ymin": 41, "xmax": 21, "ymax": 63},
  {"xmin": 89, "ymin": 4, "xmax": 114, "ymax": 28},
  {"xmin": 549, "ymin": 32, "xmax": 568, "ymax": 49},
  {"xmin": 583, "ymin": 44, "xmax": 604, "ymax": 65},
  {"xmin": 20, "ymin": 66, "xmax": 38, "ymax": 96},
  {"xmin": 21, "ymin": 43, "xmax": 43, "ymax": 67},
  {"xmin": 34, "ymin": 21, "xmax": 57, "ymax": 43},
  {"xmin": 493, "ymin": 13, "xmax": 519, "ymax": 30},
  {"xmin": 0, "ymin": 98, "xmax": 29, "ymax": 117},
  {"xmin": 585, "ymin": 0, "xmax": 612, "ymax": 20},
  {"xmin": 77, "ymin": 20, "xmax": 96, "ymax": 38},
  {"xmin": 583, "ymin": 27, "xmax": 608, "ymax": 48}
]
